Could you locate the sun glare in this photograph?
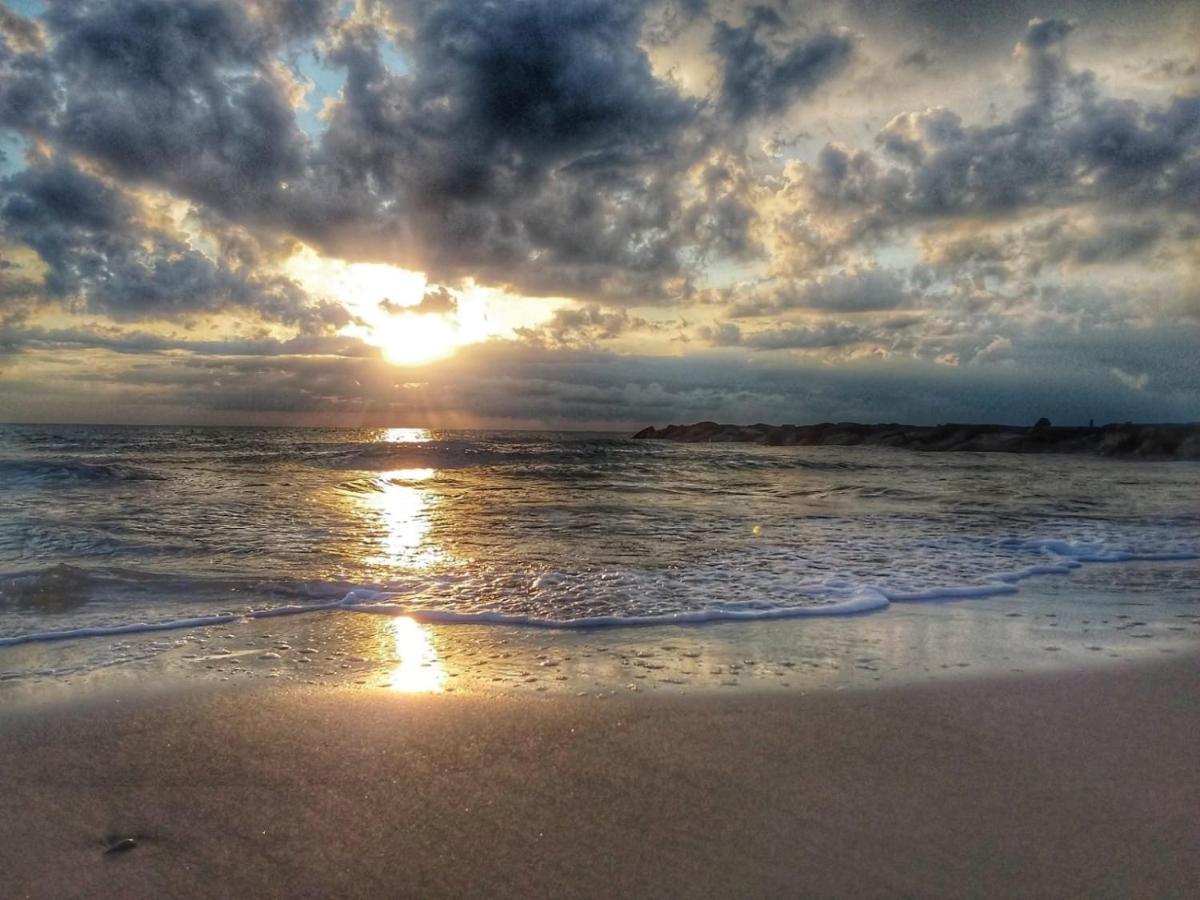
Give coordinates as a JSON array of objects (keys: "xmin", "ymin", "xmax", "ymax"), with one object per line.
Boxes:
[
  {"xmin": 372, "ymin": 312, "xmax": 462, "ymax": 365},
  {"xmin": 382, "ymin": 427, "xmax": 431, "ymax": 443},
  {"xmin": 370, "ymin": 470, "xmax": 444, "ymax": 570},
  {"xmin": 284, "ymin": 246, "xmax": 573, "ymax": 367}
]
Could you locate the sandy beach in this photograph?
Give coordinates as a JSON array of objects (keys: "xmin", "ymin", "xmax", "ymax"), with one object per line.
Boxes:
[
  {"xmin": 4, "ymin": 652, "xmax": 1198, "ymax": 899},
  {"xmin": 4, "ymin": 0, "xmax": 1200, "ymax": 896}
]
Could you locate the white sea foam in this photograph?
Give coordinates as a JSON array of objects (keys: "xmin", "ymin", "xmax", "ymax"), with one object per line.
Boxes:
[
  {"xmin": 2, "ymin": 539, "xmax": 1193, "ymax": 646},
  {"xmin": 341, "ymin": 587, "xmax": 889, "ymax": 627}
]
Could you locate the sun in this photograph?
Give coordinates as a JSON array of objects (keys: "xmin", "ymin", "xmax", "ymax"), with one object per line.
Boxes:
[
  {"xmin": 372, "ymin": 312, "xmax": 462, "ymax": 365},
  {"xmin": 283, "ymin": 245, "xmax": 576, "ymax": 365}
]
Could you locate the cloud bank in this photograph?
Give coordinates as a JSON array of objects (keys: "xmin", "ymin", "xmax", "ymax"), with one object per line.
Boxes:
[{"xmin": 0, "ymin": 0, "xmax": 1197, "ymax": 426}]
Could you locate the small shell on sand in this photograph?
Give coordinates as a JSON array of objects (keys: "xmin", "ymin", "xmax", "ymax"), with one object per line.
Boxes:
[{"xmin": 104, "ymin": 837, "xmax": 137, "ymax": 854}]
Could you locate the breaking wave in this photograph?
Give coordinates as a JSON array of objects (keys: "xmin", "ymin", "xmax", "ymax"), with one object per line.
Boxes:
[
  {"xmin": 0, "ymin": 458, "xmax": 162, "ymax": 486},
  {"xmin": 2, "ymin": 538, "xmax": 1194, "ymax": 647}
]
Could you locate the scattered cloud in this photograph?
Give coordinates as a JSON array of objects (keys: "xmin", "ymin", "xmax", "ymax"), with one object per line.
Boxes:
[
  {"xmin": 0, "ymin": 1, "xmax": 1197, "ymax": 425},
  {"xmin": 380, "ymin": 286, "xmax": 458, "ymax": 316}
]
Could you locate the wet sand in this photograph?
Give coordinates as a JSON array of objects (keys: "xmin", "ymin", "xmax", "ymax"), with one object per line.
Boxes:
[
  {"xmin": 3, "ymin": 653, "xmax": 1199, "ymax": 899},
  {"xmin": 7, "ymin": 558, "xmax": 1198, "ymax": 706}
]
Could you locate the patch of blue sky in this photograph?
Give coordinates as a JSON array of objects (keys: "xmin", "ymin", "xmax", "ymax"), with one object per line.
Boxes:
[
  {"xmin": 875, "ymin": 238, "xmax": 921, "ymax": 273},
  {"xmin": 6, "ymin": 0, "xmax": 44, "ymax": 16},
  {"xmin": 290, "ymin": 48, "xmax": 344, "ymax": 138},
  {"xmin": 289, "ymin": 39, "xmax": 408, "ymax": 140},
  {"xmin": 693, "ymin": 255, "xmax": 764, "ymax": 290},
  {"xmin": 378, "ymin": 39, "xmax": 408, "ymax": 76},
  {"xmin": 0, "ymin": 130, "xmax": 28, "ymax": 178}
]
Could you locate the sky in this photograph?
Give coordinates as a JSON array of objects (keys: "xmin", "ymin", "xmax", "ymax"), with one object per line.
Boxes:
[{"xmin": 0, "ymin": 0, "xmax": 1197, "ymax": 428}]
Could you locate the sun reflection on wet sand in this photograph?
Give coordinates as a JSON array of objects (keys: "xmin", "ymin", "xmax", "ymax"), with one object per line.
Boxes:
[{"xmin": 386, "ymin": 617, "xmax": 446, "ymax": 692}]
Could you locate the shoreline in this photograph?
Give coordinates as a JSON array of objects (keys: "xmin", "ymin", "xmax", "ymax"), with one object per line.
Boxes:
[
  {"xmin": 4, "ymin": 557, "xmax": 1199, "ymax": 711},
  {"xmin": 4, "ymin": 651, "xmax": 1199, "ymax": 898},
  {"xmin": 4, "ymin": 558, "xmax": 1198, "ymax": 711}
]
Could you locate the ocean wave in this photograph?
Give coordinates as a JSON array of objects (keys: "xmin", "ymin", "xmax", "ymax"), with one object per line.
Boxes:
[
  {"xmin": 0, "ymin": 458, "xmax": 162, "ymax": 486},
  {"xmin": 1, "ymin": 539, "xmax": 1194, "ymax": 647},
  {"xmin": 0, "ymin": 600, "xmax": 346, "ymax": 647},
  {"xmin": 315, "ymin": 439, "xmax": 981, "ymax": 484},
  {"xmin": 318, "ymin": 442, "xmax": 510, "ymax": 471},
  {"xmin": 301, "ymin": 436, "xmax": 671, "ymax": 472},
  {"xmin": 0, "ymin": 587, "xmax": 887, "ymax": 646},
  {"xmin": 0, "ymin": 564, "xmax": 355, "ymax": 614},
  {"xmin": 0, "ymin": 563, "xmax": 97, "ymax": 612}
]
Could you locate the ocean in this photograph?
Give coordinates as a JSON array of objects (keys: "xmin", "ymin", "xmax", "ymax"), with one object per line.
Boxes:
[{"xmin": 1, "ymin": 424, "xmax": 1198, "ymax": 688}]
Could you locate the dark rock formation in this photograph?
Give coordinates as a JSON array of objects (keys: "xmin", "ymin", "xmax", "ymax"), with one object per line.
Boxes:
[{"xmin": 633, "ymin": 421, "xmax": 1200, "ymax": 459}]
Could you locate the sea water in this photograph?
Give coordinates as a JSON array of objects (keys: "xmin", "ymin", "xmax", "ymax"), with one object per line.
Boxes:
[{"xmin": 0, "ymin": 425, "xmax": 1197, "ymax": 682}]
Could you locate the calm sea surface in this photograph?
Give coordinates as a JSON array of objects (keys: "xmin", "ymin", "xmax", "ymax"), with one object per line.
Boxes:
[{"xmin": 1, "ymin": 425, "xmax": 1197, "ymax": 647}]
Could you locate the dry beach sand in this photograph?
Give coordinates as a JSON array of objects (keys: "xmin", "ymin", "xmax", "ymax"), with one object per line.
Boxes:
[{"xmin": 3, "ymin": 651, "xmax": 1199, "ymax": 899}]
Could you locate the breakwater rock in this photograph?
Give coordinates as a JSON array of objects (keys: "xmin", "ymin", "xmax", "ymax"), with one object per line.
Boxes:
[{"xmin": 632, "ymin": 420, "xmax": 1200, "ymax": 459}]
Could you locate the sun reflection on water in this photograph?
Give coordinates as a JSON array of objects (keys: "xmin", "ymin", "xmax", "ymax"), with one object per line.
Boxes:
[
  {"xmin": 382, "ymin": 427, "xmax": 431, "ymax": 444},
  {"xmin": 388, "ymin": 467, "xmax": 435, "ymax": 482},
  {"xmin": 356, "ymin": 467, "xmax": 446, "ymax": 570},
  {"xmin": 387, "ymin": 617, "xmax": 446, "ymax": 693}
]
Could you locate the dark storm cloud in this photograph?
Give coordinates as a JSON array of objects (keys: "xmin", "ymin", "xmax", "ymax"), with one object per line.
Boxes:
[
  {"xmin": 702, "ymin": 321, "xmax": 743, "ymax": 347},
  {"xmin": 0, "ymin": 0, "xmax": 864, "ymax": 315},
  {"xmin": 0, "ymin": 0, "xmax": 358, "ymax": 268},
  {"xmin": 4, "ymin": 1, "xmax": 1193, "ymax": 298},
  {"xmin": 0, "ymin": 5, "xmax": 44, "ymax": 53},
  {"xmin": 0, "ymin": 264, "xmax": 40, "ymax": 314},
  {"xmin": 2, "ymin": 0, "xmax": 1197, "ymax": 429},
  {"xmin": 307, "ymin": 0, "xmax": 709, "ymax": 299},
  {"xmin": 0, "ymin": 12, "xmax": 56, "ymax": 131},
  {"xmin": 412, "ymin": 287, "xmax": 457, "ymax": 315},
  {"xmin": 515, "ymin": 304, "xmax": 667, "ymax": 348},
  {"xmin": 1, "ymin": 0, "xmax": 860, "ymax": 304},
  {"xmin": 379, "ymin": 286, "xmax": 457, "ymax": 316},
  {"xmin": 0, "ymin": 160, "xmax": 346, "ymax": 329},
  {"xmin": 247, "ymin": 0, "xmax": 340, "ymax": 36},
  {"xmin": 807, "ymin": 19, "xmax": 1200, "ymax": 235},
  {"xmin": 34, "ymin": 0, "xmax": 316, "ymax": 219},
  {"xmin": 1, "ymin": 159, "xmax": 138, "ymax": 298},
  {"xmin": 727, "ymin": 269, "xmax": 910, "ymax": 316},
  {"xmin": 0, "ymin": 323, "xmax": 377, "ymax": 357},
  {"xmin": 23, "ymin": 330, "xmax": 1196, "ymax": 426},
  {"xmin": 393, "ymin": 0, "xmax": 693, "ymax": 169},
  {"xmin": 701, "ymin": 319, "xmax": 865, "ymax": 350},
  {"xmin": 895, "ymin": 49, "xmax": 935, "ymax": 71},
  {"xmin": 1056, "ymin": 221, "xmax": 1165, "ymax": 267},
  {"xmin": 919, "ymin": 216, "xmax": 1173, "ymax": 284},
  {"xmin": 1069, "ymin": 94, "xmax": 1200, "ymax": 211},
  {"xmin": 843, "ymin": 0, "xmax": 1196, "ymax": 59},
  {"xmin": 711, "ymin": 12, "xmax": 853, "ymax": 121}
]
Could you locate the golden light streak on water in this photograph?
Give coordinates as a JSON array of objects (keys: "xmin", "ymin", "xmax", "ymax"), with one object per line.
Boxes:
[
  {"xmin": 371, "ymin": 468, "xmax": 444, "ymax": 570},
  {"xmin": 334, "ymin": 464, "xmax": 449, "ymax": 575},
  {"xmin": 382, "ymin": 427, "xmax": 431, "ymax": 444}
]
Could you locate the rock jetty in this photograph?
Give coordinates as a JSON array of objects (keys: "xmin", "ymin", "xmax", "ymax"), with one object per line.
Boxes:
[{"xmin": 632, "ymin": 420, "xmax": 1200, "ymax": 459}]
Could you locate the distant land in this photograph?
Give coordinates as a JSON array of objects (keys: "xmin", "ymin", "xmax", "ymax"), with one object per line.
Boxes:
[{"xmin": 633, "ymin": 420, "xmax": 1200, "ymax": 459}]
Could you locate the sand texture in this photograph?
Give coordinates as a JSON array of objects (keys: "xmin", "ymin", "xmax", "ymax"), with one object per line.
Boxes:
[{"xmin": 4, "ymin": 655, "xmax": 1199, "ymax": 899}]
